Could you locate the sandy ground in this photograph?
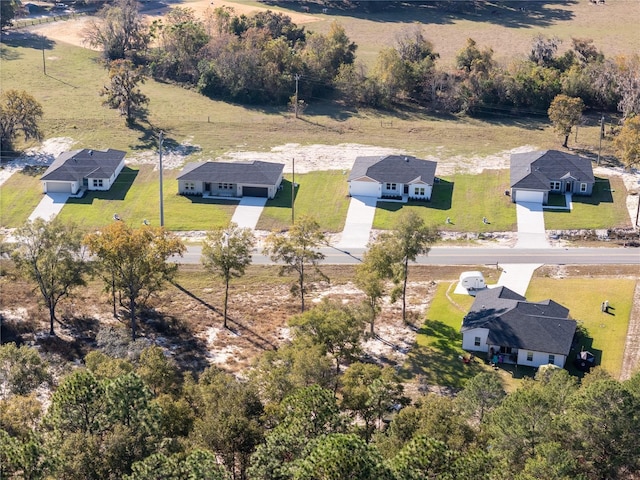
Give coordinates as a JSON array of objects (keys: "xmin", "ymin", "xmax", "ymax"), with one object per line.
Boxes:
[{"xmin": 25, "ymin": 0, "xmax": 318, "ymax": 50}]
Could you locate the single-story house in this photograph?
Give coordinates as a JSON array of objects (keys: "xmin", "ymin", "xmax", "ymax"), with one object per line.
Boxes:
[
  {"xmin": 40, "ymin": 149, "xmax": 126, "ymax": 194},
  {"xmin": 510, "ymin": 150, "xmax": 595, "ymax": 204},
  {"xmin": 177, "ymin": 160, "xmax": 284, "ymax": 199},
  {"xmin": 461, "ymin": 286, "xmax": 577, "ymax": 368},
  {"xmin": 347, "ymin": 155, "xmax": 437, "ymax": 200}
]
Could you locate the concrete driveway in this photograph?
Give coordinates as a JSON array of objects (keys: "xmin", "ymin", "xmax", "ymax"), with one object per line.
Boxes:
[
  {"xmin": 28, "ymin": 193, "xmax": 71, "ymax": 222},
  {"xmin": 230, "ymin": 196, "xmax": 267, "ymax": 229},
  {"xmin": 337, "ymin": 196, "xmax": 377, "ymax": 249},
  {"xmin": 515, "ymin": 201, "xmax": 549, "ymax": 248}
]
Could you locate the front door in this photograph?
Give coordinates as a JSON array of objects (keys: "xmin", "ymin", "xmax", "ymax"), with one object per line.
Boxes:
[
  {"xmin": 404, "ymin": 184, "xmax": 409, "ymax": 194},
  {"xmin": 565, "ymin": 182, "xmax": 572, "ymax": 192},
  {"xmin": 204, "ymin": 182, "xmax": 211, "ymax": 192}
]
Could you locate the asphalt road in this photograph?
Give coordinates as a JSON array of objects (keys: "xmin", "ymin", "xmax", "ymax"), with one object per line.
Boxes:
[{"xmin": 176, "ymin": 245, "xmax": 640, "ymax": 266}]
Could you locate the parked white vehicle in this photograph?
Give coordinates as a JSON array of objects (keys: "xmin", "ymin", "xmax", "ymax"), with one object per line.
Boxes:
[{"xmin": 459, "ymin": 271, "xmax": 486, "ymax": 290}]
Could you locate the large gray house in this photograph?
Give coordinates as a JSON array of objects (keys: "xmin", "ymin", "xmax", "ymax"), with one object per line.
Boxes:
[
  {"xmin": 40, "ymin": 149, "xmax": 126, "ymax": 194},
  {"xmin": 177, "ymin": 160, "xmax": 284, "ymax": 199},
  {"xmin": 510, "ymin": 150, "xmax": 595, "ymax": 204},
  {"xmin": 348, "ymin": 155, "xmax": 437, "ymax": 200},
  {"xmin": 461, "ymin": 286, "xmax": 577, "ymax": 368}
]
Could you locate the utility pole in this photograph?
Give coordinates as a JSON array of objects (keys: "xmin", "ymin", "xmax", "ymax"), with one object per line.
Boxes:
[
  {"xmin": 291, "ymin": 157, "xmax": 295, "ymax": 224},
  {"xmin": 42, "ymin": 37, "xmax": 46, "ymax": 75},
  {"xmin": 597, "ymin": 115, "xmax": 604, "ymax": 165},
  {"xmin": 294, "ymin": 74, "xmax": 300, "ymax": 119},
  {"xmin": 158, "ymin": 131, "xmax": 165, "ymax": 227}
]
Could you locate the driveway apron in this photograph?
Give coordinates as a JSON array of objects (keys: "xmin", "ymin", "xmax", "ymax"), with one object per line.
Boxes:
[
  {"xmin": 231, "ymin": 196, "xmax": 267, "ymax": 229},
  {"xmin": 496, "ymin": 263, "xmax": 542, "ymax": 296},
  {"xmin": 515, "ymin": 201, "xmax": 548, "ymax": 248},
  {"xmin": 28, "ymin": 193, "xmax": 71, "ymax": 222},
  {"xmin": 337, "ymin": 196, "xmax": 377, "ymax": 249}
]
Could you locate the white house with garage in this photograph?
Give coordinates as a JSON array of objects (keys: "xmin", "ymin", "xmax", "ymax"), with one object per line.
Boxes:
[
  {"xmin": 461, "ymin": 286, "xmax": 577, "ymax": 368},
  {"xmin": 40, "ymin": 149, "xmax": 126, "ymax": 195},
  {"xmin": 347, "ymin": 155, "xmax": 437, "ymax": 200},
  {"xmin": 177, "ymin": 160, "xmax": 284, "ymax": 199},
  {"xmin": 510, "ymin": 150, "xmax": 595, "ymax": 204}
]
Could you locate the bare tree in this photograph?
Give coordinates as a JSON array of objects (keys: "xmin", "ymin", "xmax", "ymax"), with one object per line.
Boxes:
[{"xmin": 83, "ymin": 0, "xmax": 149, "ymax": 61}]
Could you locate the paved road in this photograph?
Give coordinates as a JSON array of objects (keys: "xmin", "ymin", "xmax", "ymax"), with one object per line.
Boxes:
[{"xmin": 176, "ymin": 246, "xmax": 640, "ymax": 266}]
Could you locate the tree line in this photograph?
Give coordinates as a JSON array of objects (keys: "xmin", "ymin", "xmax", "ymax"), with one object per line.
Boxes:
[
  {"xmin": 84, "ymin": 0, "xmax": 640, "ymax": 120},
  {"xmin": 2, "ymin": 338, "xmax": 640, "ymax": 479},
  {"xmin": 7, "ymin": 211, "xmax": 436, "ymax": 340}
]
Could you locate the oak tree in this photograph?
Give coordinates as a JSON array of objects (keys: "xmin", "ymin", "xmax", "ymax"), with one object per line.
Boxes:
[
  {"xmin": 613, "ymin": 114, "xmax": 640, "ymax": 169},
  {"xmin": 84, "ymin": 222, "xmax": 185, "ymax": 340},
  {"xmin": 84, "ymin": 0, "xmax": 149, "ymax": 61},
  {"xmin": 12, "ymin": 219, "xmax": 89, "ymax": 336},
  {"xmin": 100, "ymin": 59, "xmax": 149, "ymax": 124},
  {"xmin": 548, "ymin": 94, "xmax": 584, "ymax": 148},
  {"xmin": 0, "ymin": 89, "xmax": 43, "ymax": 155}
]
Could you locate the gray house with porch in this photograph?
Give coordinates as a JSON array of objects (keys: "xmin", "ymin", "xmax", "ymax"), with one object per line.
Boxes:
[
  {"xmin": 510, "ymin": 150, "xmax": 595, "ymax": 204},
  {"xmin": 40, "ymin": 149, "xmax": 126, "ymax": 195},
  {"xmin": 348, "ymin": 155, "xmax": 437, "ymax": 200},
  {"xmin": 461, "ymin": 286, "xmax": 577, "ymax": 368},
  {"xmin": 177, "ymin": 161, "xmax": 284, "ymax": 199}
]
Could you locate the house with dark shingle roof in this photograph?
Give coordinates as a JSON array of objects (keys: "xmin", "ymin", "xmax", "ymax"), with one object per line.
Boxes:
[
  {"xmin": 348, "ymin": 155, "xmax": 437, "ymax": 200},
  {"xmin": 510, "ymin": 150, "xmax": 595, "ymax": 204},
  {"xmin": 40, "ymin": 149, "xmax": 126, "ymax": 195},
  {"xmin": 177, "ymin": 161, "xmax": 284, "ymax": 199},
  {"xmin": 461, "ymin": 286, "xmax": 577, "ymax": 368}
]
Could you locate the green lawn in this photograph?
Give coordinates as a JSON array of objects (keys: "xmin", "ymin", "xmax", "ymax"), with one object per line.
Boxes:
[
  {"xmin": 402, "ymin": 276, "xmax": 636, "ymax": 390},
  {"xmin": 0, "ymin": 167, "xmax": 47, "ymax": 228},
  {"xmin": 400, "ymin": 282, "xmax": 482, "ymax": 390},
  {"xmin": 525, "ymin": 278, "xmax": 635, "ymax": 379},
  {"xmin": 56, "ymin": 166, "xmax": 236, "ymax": 230},
  {"xmin": 374, "ymin": 170, "xmax": 516, "ymax": 233},
  {"xmin": 257, "ymin": 171, "xmax": 350, "ymax": 232},
  {"xmin": 544, "ymin": 176, "xmax": 631, "ymax": 230}
]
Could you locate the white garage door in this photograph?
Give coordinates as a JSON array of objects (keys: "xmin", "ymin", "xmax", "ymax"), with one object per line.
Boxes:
[
  {"xmin": 349, "ymin": 181, "xmax": 379, "ymax": 197},
  {"xmin": 45, "ymin": 182, "xmax": 72, "ymax": 193},
  {"xmin": 516, "ymin": 190, "xmax": 544, "ymax": 203}
]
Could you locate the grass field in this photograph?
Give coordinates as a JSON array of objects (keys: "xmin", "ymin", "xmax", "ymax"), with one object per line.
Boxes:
[
  {"xmin": 526, "ymin": 278, "xmax": 635, "ymax": 379},
  {"xmin": 544, "ymin": 175, "xmax": 631, "ymax": 230},
  {"xmin": 402, "ymin": 275, "xmax": 636, "ymax": 390},
  {"xmin": 257, "ymin": 171, "xmax": 350, "ymax": 232},
  {"xmin": 0, "ymin": 35, "xmax": 617, "ymax": 163},
  {"xmin": 374, "ymin": 170, "xmax": 517, "ymax": 232},
  {"xmin": 0, "ymin": 167, "xmax": 46, "ymax": 228},
  {"xmin": 56, "ymin": 166, "xmax": 236, "ymax": 230}
]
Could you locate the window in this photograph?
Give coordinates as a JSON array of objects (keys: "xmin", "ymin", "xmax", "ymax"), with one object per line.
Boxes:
[
  {"xmin": 92, "ymin": 179, "xmax": 103, "ymax": 187},
  {"xmin": 550, "ymin": 181, "xmax": 561, "ymax": 191},
  {"xmin": 474, "ymin": 336, "xmax": 481, "ymax": 347},
  {"xmin": 385, "ymin": 183, "xmax": 397, "ymax": 191},
  {"xmin": 580, "ymin": 183, "xmax": 587, "ymax": 193},
  {"xmin": 184, "ymin": 182, "xmax": 195, "ymax": 191},
  {"xmin": 526, "ymin": 351, "xmax": 533, "ymax": 362},
  {"xmin": 218, "ymin": 183, "xmax": 232, "ymax": 190},
  {"xmin": 415, "ymin": 187, "xmax": 425, "ymax": 196},
  {"xmin": 548, "ymin": 354, "xmax": 555, "ymax": 365}
]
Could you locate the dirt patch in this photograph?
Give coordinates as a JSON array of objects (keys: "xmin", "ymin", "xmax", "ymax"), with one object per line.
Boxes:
[{"xmin": 26, "ymin": 0, "xmax": 317, "ymax": 50}]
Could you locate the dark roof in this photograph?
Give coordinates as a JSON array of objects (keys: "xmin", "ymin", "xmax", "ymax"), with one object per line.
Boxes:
[
  {"xmin": 177, "ymin": 161, "xmax": 284, "ymax": 185},
  {"xmin": 510, "ymin": 150, "xmax": 595, "ymax": 190},
  {"xmin": 41, "ymin": 149, "xmax": 126, "ymax": 182},
  {"xmin": 348, "ymin": 155, "xmax": 437, "ymax": 185},
  {"xmin": 462, "ymin": 287, "xmax": 576, "ymax": 356}
]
